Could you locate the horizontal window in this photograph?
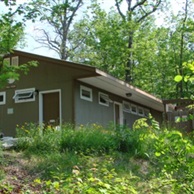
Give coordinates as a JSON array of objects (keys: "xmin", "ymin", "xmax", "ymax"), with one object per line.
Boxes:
[
  {"xmin": 0, "ymin": 92, "xmax": 6, "ymax": 105},
  {"xmin": 131, "ymin": 104, "xmax": 137, "ymax": 115},
  {"xmin": 13, "ymin": 88, "xmax": 36, "ymax": 103},
  {"xmin": 3, "ymin": 56, "xmax": 19, "ymax": 66},
  {"xmin": 99, "ymin": 92, "xmax": 109, "ymax": 106},
  {"xmin": 80, "ymin": 85, "xmax": 93, "ymax": 102}
]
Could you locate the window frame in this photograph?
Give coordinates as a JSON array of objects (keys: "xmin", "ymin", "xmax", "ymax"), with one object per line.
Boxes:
[
  {"xmin": 0, "ymin": 92, "xmax": 6, "ymax": 105},
  {"xmin": 13, "ymin": 88, "xmax": 36, "ymax": 103},
  {"xmin": 131, "ymin": 104, "xmax": 137, "ymax": 115},
  {"xmin": 123, "ymin": 101, "xmax": 131, "ymax": 113},
  {"xmin": 80, "ymin": 85, "xmax": 93, "ymax": 102},
  {"xmin": 12, "ymin": 56, "xmax": 19, "ymax": 66},
  {"xmin": 138, "ymin": 106, "xmax": 144, "ymax": 116},
  {"xmin": 99, "ymin": 92, "xmax": 109, "ymax": 107}
]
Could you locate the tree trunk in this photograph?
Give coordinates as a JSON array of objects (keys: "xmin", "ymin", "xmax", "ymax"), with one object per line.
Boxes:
[{"xmin": 177, "ymin": 0, "xmax": 188, "ymax": 98}]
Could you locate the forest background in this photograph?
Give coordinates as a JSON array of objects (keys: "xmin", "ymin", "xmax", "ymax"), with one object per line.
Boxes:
[{"xmin": 0, "ymin": 0, "xmax": 194, "ymax": 100}]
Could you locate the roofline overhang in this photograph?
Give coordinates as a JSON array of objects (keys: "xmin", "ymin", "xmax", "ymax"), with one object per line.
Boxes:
[
  {"xmin": 96, "ymin": 69, "xmax": 162, "ymax": 103},
  {"xmin": 78, "ymin": 69, "xmax": 164, "ymax": 112}
]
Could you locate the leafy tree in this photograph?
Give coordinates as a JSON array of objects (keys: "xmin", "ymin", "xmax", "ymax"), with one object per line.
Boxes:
[
  {"xmin": 69, "ymin": 3, "xmax": 175, "ymax": 98},
  {"xmin": 69, "ymin": 4, "xmax": 129, "ymax": 78},
  {"xmin": 114, "ymin": 0, "xmax": 167, "ymax": 82},
  {"xmin": 70, "ymin": 0, "xmax": 194, "ymax": 99},
  {"xmin": 174, "ymin": 61, "xmax": 194, "ymax": 99},
  {"xmin": 173, "ymin": 0, "xmax": 194, "ymax": 98},
  {"xmin": 132, "ymin": 25, "xmax": 178, "ymax": 98},
  {"xmin": 163, "ymin": 0, "xmax": 194, "ymax": 98},
  {"xmin": 25, "ymin": 0, "xmax": 83, "ymax": 60},
  {"xmin": 0, "ymin": 0, "xmax": 37, "ymax": 89}
]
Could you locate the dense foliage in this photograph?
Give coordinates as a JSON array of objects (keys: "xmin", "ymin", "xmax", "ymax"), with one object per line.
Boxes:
[
  {"xmin": 68, "ymin": 0, "xmax": 194, "ymax": 98},
  {"xmin": 1, "ymin": 117, "xmax": 193, "ymax": 193}
]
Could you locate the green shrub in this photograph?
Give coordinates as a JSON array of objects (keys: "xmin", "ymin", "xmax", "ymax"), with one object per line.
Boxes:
[
  {"xmin": 153, "ymin": 129, "xmax": 194, "ymax": 181},
  {"xmin": 115, "ymin": 115, "xmax": 159, "ymax": 158}
]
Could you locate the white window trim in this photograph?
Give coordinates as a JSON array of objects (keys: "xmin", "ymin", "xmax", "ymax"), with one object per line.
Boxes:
[
  {"xmin": 13, "ymin": 88, "xmax": 36, "ymax": 103},
  {"xmin": 12, "ymin": 56, "xmax": 19, "ymax": 66},
  {"xmin": 39, "ymin": 89, "xmax": 62, "ymax": 127},
  {"xmin": 131, "ymin": 104, "xmax": 137, "ymax": 115},
  {"xmin": 138, "ymin": 106, "xmax": 144, "ymax": 116},
  {"xmin": 99, "ymin": 92, "xmax": 109, "ymax": 106},
  {"xmin": 0, "ymin": 92, "xmax": 6, "ymax": 105},
  {"xmin": 114, "ymin": 102, "xmax": 124, "ymax": 126},
  {"xmin": 80, "ymin": 85, "xmax": 93, "ymax": 102},
  {"xmin": 123, "ymin": 101, "xmax": 131, "ymax": 113}
]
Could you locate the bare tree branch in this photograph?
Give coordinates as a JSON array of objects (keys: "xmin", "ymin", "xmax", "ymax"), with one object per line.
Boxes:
[
  {"xmin": 131, "ymin": 0, "xmax": 147, "ymax": 12},
  {"xmin": 137, "ymin": 0, "xmax": 162, "ymax": 22},
  {"xmin": 26, "ymin": 0, "xmax": 84, "ymax": 60},
  {"xmin": 115, "ymin": 0, "xmax": 126, "ymax": 20},
  {"xmin": 67, "ymin": 0, "xmax": 83, "ymax": 31}
]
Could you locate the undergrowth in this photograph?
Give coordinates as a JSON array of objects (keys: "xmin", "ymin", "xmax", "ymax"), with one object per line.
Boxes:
[{"xmin": 2, "ymin": 116, "xmax": 194, "ymax": 193}]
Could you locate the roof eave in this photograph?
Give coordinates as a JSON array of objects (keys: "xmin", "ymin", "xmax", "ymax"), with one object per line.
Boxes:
[{"xmin": 78, "ymin": 69, "xmax": 164, "ymax": 112}]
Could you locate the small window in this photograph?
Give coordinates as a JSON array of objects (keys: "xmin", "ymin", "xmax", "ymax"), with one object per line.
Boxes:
[
  {"xmin": 99, "ymin": 92, "xmax": 109, "ymax": 106},
  {"xmin": 13, "ymin": 88, "xmax": 36, "ymax": 103},
  {"xmin": 131, "ymin": 104, "xmax": 137, "ymax": 114},
  {"xmin": 123, "ymin": 101, "xmax": 130, "ymax": 113},
  {"xmin": 3, "ymin": 58, "xmax": 10, "ymax": 66},
  {"xmin": 0, "ymin": 92, "xmax": 6, "ymax": 105},
  {"xmin": 138, "ymin": 106, "xmax": 144, "ymax": 116},
  {"xmin": 144, "ymin": 108, "xmax": 150, "ymax": 117},
  {"xmin": 12, "ymin": 56, "xmax": 19, "ymax": 66},
  {"xmin": 80, "ymin": 85, "xmax": 92, "ymax": 102}
]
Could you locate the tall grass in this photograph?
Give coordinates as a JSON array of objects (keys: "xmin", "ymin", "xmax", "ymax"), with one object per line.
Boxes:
[
  {"xmin": 60, "ymin": 125, "xmax": 117, "ymax": 154},
  {"xmin": 16, "ymin": 123, "xmax": 118, "ymax": 155}
]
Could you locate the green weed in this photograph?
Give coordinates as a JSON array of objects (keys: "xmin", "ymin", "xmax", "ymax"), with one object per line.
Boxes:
[{"xmin": 12, "ymin": 120, "xmax": 194, "ymax": 193}]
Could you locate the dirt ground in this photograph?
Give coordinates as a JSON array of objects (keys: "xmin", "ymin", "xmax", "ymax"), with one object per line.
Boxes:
[{"xmin": 0, "ymin": 151, "xmax": 42, "ymax": 194}]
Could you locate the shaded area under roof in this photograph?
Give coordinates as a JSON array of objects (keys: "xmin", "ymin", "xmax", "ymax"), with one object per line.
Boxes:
[{"xmin": 78, "ymin": 69, "xmax": 164, "ymax": 112}]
